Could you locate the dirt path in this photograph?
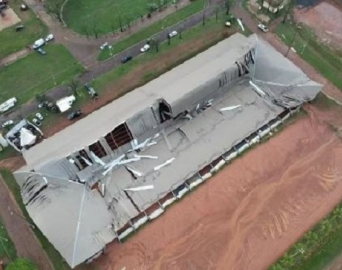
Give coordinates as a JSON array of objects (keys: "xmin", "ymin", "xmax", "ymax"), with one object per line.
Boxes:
[
  {"xmin": 0, "ymin": 176, "xmax": 53, "ymax": 270},
  {"xmin": 0, "ymin": 48, "xmax": 31, "ymax": 67},
  {"xmin": 92, "ymin": 105, "xmax": 342, "ymax": 270}
]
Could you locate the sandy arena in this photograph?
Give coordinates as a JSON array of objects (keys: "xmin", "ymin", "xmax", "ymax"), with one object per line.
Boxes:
[
  {"xmin": 0, "ymin": 8, "xmax": 21, "ymax": 31},
  {"xmin": 91, "ymin": 103, "xmax": 342, "ymax": 270},
  {"xmin": 294, "ymin": 0, "xmax": 342, "ymax": 50}
]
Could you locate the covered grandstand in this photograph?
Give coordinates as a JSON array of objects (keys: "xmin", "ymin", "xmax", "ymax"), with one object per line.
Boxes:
[{"xmin": 14, "ymin": 33, "xmax": 321, "ymax": 268}]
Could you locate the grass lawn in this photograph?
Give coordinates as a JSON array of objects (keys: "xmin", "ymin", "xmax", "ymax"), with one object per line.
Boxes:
[
  {"xmin": 275, "ymin": 22, "xmax": 342, "ymax": 91},
  {"xmin": 0, "ymin": 0, "xmax": 47, "ymax": 59},
  {"xmin": 0, "ymin": 217, "xmax": 17, "ymax": 261},
  {"xmin": 98, "ymin": 0, "xmax": 209, "ymax": 61},
  {"xmin": 63, "ymin": 0, "xmax": 175, "ymax": 35},
  {"xmin": 0, "ymin": 44, "xmax": 83, "ymax": 105}
]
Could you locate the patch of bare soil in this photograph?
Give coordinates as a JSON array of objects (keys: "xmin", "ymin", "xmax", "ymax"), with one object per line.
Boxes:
[
  {"xmin": 92, "ymin": 103, "xmax": 342, "ymax": 270},
  {"xmin": 0, "ymin": 156, "xmax": 25, "ymax": 171},
  {"xmin": 43, "ymin": 29, "xmax": 231, "ymax": 138},
  {"xmin": 294, "ymin": 1, "xmax": 342, "ymax": 50}
]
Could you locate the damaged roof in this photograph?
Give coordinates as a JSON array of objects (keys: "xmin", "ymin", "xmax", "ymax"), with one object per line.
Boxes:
[{"xmin": 15, "ymin": 33, "xmax": 322, "ymax": 268}]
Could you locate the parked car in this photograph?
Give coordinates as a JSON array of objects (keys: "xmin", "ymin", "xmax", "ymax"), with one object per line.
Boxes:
[
  {"xmin": 0, "ymin": 0, "xmax": 8, "ymax": 5},
  {"xmin": 100, "ymin": 42, "xmax": 108, "ymax": 50},
  {"xmin": 32, "ymin": 118, "xmax": 42, "ymax": 127},
  {"xmin": 225, "ymin": 21, "xmax": 231, "ymax": 27},
  {"xmin": 2, "ymin": 120, "xmax": 13, "ymax": 128},
  {"xmin": 15, "ymin": 25, "xmax": 25, "ymax": 32},
  {"xmin": 20, "ymin": 4, "xmax": 28, "ymax": 11},
  {"xmin": 37, "ymin": 48, "xmax": 46, "ymax": 55},
  {"xmin": 36, "ymin": 112, "xmax": 44, "ymax": 120},
  {"xmin": 168, "ymin": 30, "xmax": 178, "ymax": 38},
  {"xmin": 140, "ymin": 44, "xmax": 150, "ymax": 53},
  {"xmin": 68, "ymin": 110, "xmax": 82, "ymax": 120},
  {"xmin": 257, "ymin": 23, "xmax": 269, "ymax": 33},
  {"xmin": 0, "ymin": 3, "xmax": 6, "ymax": 10},
  {"xmin": 45, "ymin": 34, "xmax": 54, "ymax": 42},
  {"xmin": 33, "ymin": 38, "xmax": 45, "ymax": 50},
  {"xmin": 84, "ymin": 84, "xmax": 98, "ymax": 99},
  {"xmin": 121, "ymin": 55, "xmax": 133, "ymax": 64}
]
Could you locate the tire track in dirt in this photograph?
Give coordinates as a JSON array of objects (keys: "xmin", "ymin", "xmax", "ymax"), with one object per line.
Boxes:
[{"xmin": 94, "ymin": 108, "xmax": 342, "ymax": 270}]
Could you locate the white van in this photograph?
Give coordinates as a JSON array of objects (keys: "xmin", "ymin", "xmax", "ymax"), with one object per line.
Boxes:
[{"xmin": 33, "ymin": 38, "xmax": 45, "ymax": 50}]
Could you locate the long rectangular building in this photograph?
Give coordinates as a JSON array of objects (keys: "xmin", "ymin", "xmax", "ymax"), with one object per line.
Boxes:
[{"xmin": 14, "ymin": 33, "xmax": 321, "ymax": 268}]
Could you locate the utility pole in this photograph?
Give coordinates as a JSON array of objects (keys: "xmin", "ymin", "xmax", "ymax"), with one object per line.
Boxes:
[{"xmin": 285, "ymin": 25, "xmax": 301, "ymax": 57}]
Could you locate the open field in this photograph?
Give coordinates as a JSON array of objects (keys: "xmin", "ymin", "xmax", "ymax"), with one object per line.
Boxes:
[
  {"xmin": 0, "ymin": 44, "xmax": 83, "ymax": 105},
  {"xmin": 88, "ymin": 100, "xmax": 342, "ymax": 270},
  {"xmin": 275, "ymin": 22, "xmax": 342, "ymax": 91},
  {"xmin": 63, "ymin": 0, "xmax": 175, "ymax": 35},
  {"xmin": 294, "ymin": 1, "xmax": 342, "ymax": 51},
  {"xmin": 0, "ymin": 217, "xmax": 16, "ymax": 262},
  {"xmin": 98, "ymin": 0, "xmax": 209, "ymax": 60},
  {"xmin": 0, "ymin": 0, "xmax": 47, "ymax": 59}
]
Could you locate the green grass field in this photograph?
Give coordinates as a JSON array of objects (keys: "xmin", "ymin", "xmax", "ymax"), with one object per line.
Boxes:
[
  {"xmin": 0, "ymin": 218, "xmax": 17, "ymax": 261},
  {"xmin": 98, "ymin": 0, "xmax": 208, "ymax": 61},
  {"xmin": 0, "ymin": 0, "xmax": 47, "ymax": 59},
  {"xmin": 0, "ymin": 44, "xmax": 83, "ymax": 105},
  {"xmin": 63, "ymin": 0, "xmax": 175, "ymax": 35},
  {"xmin": 275, "ymin": 22, "xmax": 342, "ymax": 91}
]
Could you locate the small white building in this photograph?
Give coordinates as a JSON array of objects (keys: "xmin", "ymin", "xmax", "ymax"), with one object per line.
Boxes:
[{"xmin": 56, "ymin": 95, "xmax": 76, "ymax": 113}]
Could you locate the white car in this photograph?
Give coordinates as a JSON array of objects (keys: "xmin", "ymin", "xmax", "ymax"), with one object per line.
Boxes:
[
  {"xmin": 2, "ymin": 120, "xmax": 13, "ymax": 128},
  {"xmin": 225, "ymin": 21, "xmax": 231, "ymax": 27},
  {"xmin": 257, "ymin": 23, "xmax": 269, "ymax": 33},
  {"xmin": 45, "ymin": 34, "xmax": 54, "ymax": 42},
  {"xmin": 168, "ymin": 30, "xmax": 178, "ymax": 38},
  {"xmin": 36, "ymin": 112, "xmax": 44, "ymax": 120},
  {"xmin": 140, "ymin": 44, "xmax": 150, "ymax": 53},
  {"xmin": 32, "ymin": 118, "xmax": 42, "ymax": 127},
  {"xmin": 100, "ymin": 42, "xmax": 108, "ymax": 50}
]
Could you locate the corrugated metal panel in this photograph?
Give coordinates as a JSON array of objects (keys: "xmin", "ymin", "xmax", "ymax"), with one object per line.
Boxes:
[{"xmin": 126, "ymin": 107, "xmax": 158, "ymax": 138}]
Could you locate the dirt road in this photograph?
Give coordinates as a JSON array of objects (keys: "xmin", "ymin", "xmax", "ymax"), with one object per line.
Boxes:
[
  {"xmin": 93, "ymin": 105, "xmax": 342, "ymax": 270},
  {"xmin": 0, "ymin": 176, "xmax": 53, "ymax": 270}
]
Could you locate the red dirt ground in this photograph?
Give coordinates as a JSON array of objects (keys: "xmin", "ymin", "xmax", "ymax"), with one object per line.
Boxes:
[
  {"xmin": 294, "ymin": 0, "xmax": 342, "ymax": 50},
  {"xmin": 92, "ymin": 104, "xmax": 342, "ymax": 270}
]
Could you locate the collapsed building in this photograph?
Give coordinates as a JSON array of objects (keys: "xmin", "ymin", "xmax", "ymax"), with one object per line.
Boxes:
[{"xmin": 13, "ymin": 33, "xmax": 321, "ymax": 268}]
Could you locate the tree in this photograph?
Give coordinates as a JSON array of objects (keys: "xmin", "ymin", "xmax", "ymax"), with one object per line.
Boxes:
[
  {"xmin": 225, "ymin": 0, "xmax": 230, "ymax": 15},
  {"xmin": 150, "ymin": 37, "xmax": 160, "ymax": 52},
  {"xmin": 45, "ymin": 0, "xmax": 63, "ymax": 23},
  {"xmin": 282, "ymin": 0, "xmax": 293, "ymax": 23},
  {"xmin": 92, "ymin": 21, "xmax": 99, "ymax": 39},
  {"xmin": 215, "ymin": 5, "xmax": 220, "ymax": 22},
  {"xmin": 125, "ymin": 16, "xmax": 131, "ymax": 32},
  {"xmin": 118, "ymin": 13, "xmax": 124, "ymax": 32},
  {"xmin": 5, "ymin": 258, "xmax": 38, "ymax": 270},
  {"xmin": 202, "ymin": 9, "xmax": 206, "ymax": 26},
  {"xmin": 179, "ymin": 26, "xmax": 183, "ymax": 39},
  {"xmin": 68, "ymin": 78, "xmax": 80, "ymax": 96}
]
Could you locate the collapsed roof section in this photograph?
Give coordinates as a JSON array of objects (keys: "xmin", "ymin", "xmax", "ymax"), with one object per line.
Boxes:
[{"xmin": 15, "ymin": 33, "xmax": 322, "ymax": 268}]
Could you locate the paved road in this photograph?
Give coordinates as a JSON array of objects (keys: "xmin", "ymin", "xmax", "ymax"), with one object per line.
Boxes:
[
  {"xmin": 0, "ymin": 176, "xmax": 53, "ymax": 270},
  {"xmin": 0, "ymin": 2, "xmax": 220, "ymax": 125}
]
